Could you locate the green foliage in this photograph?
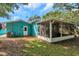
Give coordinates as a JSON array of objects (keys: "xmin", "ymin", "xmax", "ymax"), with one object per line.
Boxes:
[
  {"xmin": 22, "ymin": 40, "xmax": 79, "ymax": 56},
  {"xmin": 0, "ymin": 3, "xmax": 14, "ymax": 18},
  {"xmin": 53, "ymin": 3, "xmax": 74, "ymax": 11},
  {"xmin": 29, "ymin": 15, "xmax": 41, "ymax": 21},
  {"xmin": 43, "ymin": 3, "xmax": 79, "ymax": 25},
  {"xmin": 43, "ymin": 11, "xmax": 63, "ymax": 20},
  {"xmin": 0, "ymin": 3, "xmax": 28, "ymax": 18}
]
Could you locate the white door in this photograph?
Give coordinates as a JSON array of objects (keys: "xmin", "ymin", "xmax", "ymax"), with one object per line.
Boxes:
[{"xmin": 23, "ymin": 26, "xmax": 28, "ymax": 36}]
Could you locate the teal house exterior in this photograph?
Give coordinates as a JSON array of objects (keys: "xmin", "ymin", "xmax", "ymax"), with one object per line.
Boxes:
[
  {"xmin": 6, "ymin": 20, "xmax": 38, "ymax": 37},
  {"xmin": 0, "ymin": 19, "xmax": 76, "ymax": 43}
]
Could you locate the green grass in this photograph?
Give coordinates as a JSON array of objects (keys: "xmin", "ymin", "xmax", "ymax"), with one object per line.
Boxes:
[{"xmin": 22, "ymin": 39, "xmax": 79, "ymax": 56}]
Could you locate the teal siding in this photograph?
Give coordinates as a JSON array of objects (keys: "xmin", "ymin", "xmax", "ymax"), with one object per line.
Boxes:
[
  {"xmin": 0, "ymin": 29, "xmax": 6, "ymax": 35},
  {"xmin": 31, "ymin": 23, "xmax": 38, "ymax": 36},
  {"xmin": 6, "ymin": 21, "xmax": 32, "ymax": 37}
]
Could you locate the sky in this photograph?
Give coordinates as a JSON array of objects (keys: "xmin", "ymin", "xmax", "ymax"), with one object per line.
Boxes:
[{"xmin": 0, "ymin": 3, "xmax": 54, "ymax": 22}]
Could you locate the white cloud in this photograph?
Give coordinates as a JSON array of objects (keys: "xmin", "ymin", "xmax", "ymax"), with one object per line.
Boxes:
[
  {"xmin": 13, "ymin": 16, "xmax": 20, "ymax": 20},
  {"xmin": 39, "ymin": 3, "xmax": 54, "ymax": 16},
  {"xmin": 12, "ymin": 3, "xmax": 54, "ymax": 20},
  {"xmin": 43, "ymin": 3, "xmax": 54, "ymax": 11},
  {"xmin": 23, "ymin": 3, "xmax": 41, "ymax": 10}
]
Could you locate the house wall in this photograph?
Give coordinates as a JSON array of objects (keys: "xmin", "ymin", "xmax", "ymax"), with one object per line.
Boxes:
[
  {"xmin": 6, "ymin": 21, "xmax": 32, "ymax": 37},
  {"xmin": 31, "ymin": 22, "xmax": 39, "ymax": 36}
]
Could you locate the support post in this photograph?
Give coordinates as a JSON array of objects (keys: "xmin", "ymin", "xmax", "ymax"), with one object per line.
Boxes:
[
  {"xmin": 74, "ymin": 25, "xmax": 77, "ymax": 37},
  {"xmin": 44, "ymin": 25, "xmax": 46, "ymax": 37},
  {"xmin": 40, "ymin": 25, "xmax": 42, "ymax": 36},
  {"xmin": 60, "ymin": 22, "xmax": 63, "ymax": 37},
  {"xmin": 49, "ymin": 21, "xmax": 52, "ymax": 40}
]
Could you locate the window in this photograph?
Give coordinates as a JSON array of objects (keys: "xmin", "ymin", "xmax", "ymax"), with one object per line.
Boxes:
[{"xmin": 24, "ymin": 27, "xmax": 27, "ymax": 31}]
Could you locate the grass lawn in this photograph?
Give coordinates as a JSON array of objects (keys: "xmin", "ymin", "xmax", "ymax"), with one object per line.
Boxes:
[
  {"xmin": 0, "ymin": 37, "xmax": 79, "ymax": 56},
  {"xmin": 22, "ymin": 38, "xmax": 79, "ymax": 56}
]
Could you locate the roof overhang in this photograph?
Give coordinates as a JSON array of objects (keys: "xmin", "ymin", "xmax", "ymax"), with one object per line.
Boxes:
[{"xmin": 37, "ymin": 19, "xmax": 75, "ymax": 25}]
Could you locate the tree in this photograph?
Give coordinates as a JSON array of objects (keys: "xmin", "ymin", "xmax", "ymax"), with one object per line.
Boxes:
[
  {"xmin": 0, "ymin": 3, "xmax": 28, "ymax": 18},
  {"xmin": 53, "ymin": 3, "xmax": 79, "ymax": 11},
  {"xmin": 0, "ymin": 3, "xmax": 16, "ymax": 18},
  {"xmin": 43, "ymin": 3, "xmax": 79, "ymax": 24},
  {"xmin": 43, "ymin": 11, "xmax": 63, "ymax": 20},
  {"xmin": 29, "ymin": 15, "xmax": 41, "ymax": 21}
]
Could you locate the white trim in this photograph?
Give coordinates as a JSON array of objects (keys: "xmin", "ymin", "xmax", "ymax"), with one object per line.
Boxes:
[
  {"xmin": 49, "ymin": 21, "xmax": 52, "ymax": 40},
  {"xmin": 23, "ymin": 26, "xmax": 28, "ymax": 36},
  {"xmin": 37, "ymin": 35, "xmax": 51, "ymax": 42},
  {"xmin": 37, "ymin": 35, "xmax": 74, "ymax": 43}
]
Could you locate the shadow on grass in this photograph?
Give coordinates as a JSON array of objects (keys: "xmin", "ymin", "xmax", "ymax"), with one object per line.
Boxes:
[{"xmin": 51, "ymin": 38, "xmax": 79, "ymax": 49}]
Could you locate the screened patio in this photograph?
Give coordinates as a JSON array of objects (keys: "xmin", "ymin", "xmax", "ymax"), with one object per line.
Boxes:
[{"xmin": 37, "ymin": 20, "xmax": 76, "ymax": 42}]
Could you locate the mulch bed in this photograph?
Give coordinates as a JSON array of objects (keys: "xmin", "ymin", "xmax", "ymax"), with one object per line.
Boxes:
[
  {"xmin": 0, "ymin": 39, "xmax": 26, "ymax": 56},
  {"xmin": 0, "ymin": 37, "xmax": 40, "ymax": 56}
]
